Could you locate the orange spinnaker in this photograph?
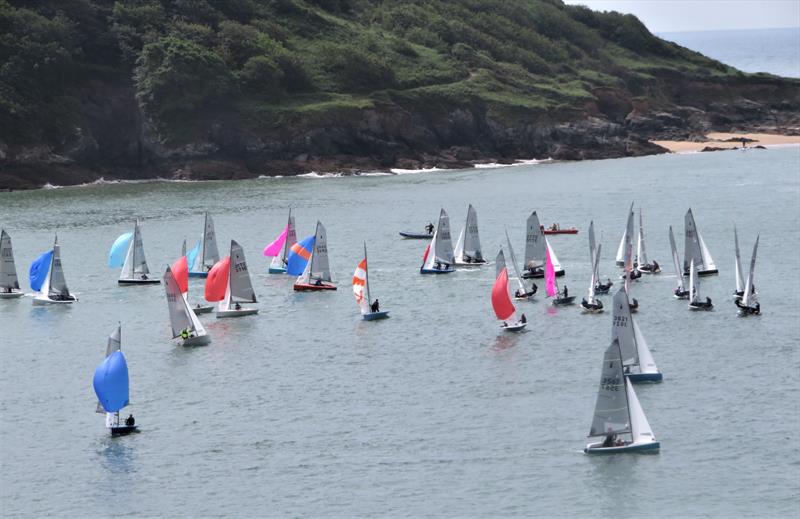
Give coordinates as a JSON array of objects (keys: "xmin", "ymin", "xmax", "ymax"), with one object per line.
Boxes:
[
  {"xmin": 205, "ymin": 256, "xmax": 230, "ymax": 302},
  {"xmin": 171, "ymin": 255, "xmax": 189, "ymax": 294},
  {"xmin": 491, "ymin": 267, "xmax": 515, "ymax": 320}
]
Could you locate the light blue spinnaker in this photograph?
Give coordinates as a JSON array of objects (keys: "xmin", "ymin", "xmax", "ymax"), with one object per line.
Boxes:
[
  {"xmin": 286, "ymin": 235, "xmax": 315, "ymax": 276},
  {"xmin": 29, "ymin": 250, "xmax": 53, "ymax": 291},
  {"xmin": 108, "ymin": 232, "xmax": 133, "ymax": 268},
  {"xmin": 93, "ymin": 350, "xmax": 130, "ymax": 413},
  {"xmin": 186, "ymin": 240, "xmax": 201, "ymax": 272}
]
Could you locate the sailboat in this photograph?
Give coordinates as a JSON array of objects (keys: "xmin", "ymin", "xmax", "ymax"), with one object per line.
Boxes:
[
  {"xmin": 612, "ymin": 287, "xmax": 662, "ymax": 382},
  {"xmin": 584, "ymin": 338, "xmax": 659, "ymax": 454},
  {"xmin": 294, "ymin": 221, "xmax": 337, "ymax": 290},
  {"xmin": 589, "ymin": 222, "xmax": 613, "ymax": 294},
  {"xmin": 30, "ymin": 236, "xmax": 77, "ymax": 305},
  {"xmin": 615, "ymin": 202, "xmax": 634, "ymax": 267},
  {"xmin": 580, "ymin": 243, "xmax": 604, "ymax": 313},
  {"xmin": 492, "ymin": 249, "xmax": 526, "ymax": 331},
  {"xmin": 684, "ymin": 208, "xmax": 718, "ymax": 276},
  {"xmin": 93, "ymin": 324, "xmax": 138, "ymax": 436},
  {"xmin": 522, "ymin": 211, "xmax": 565, "ymax": 278},
  {"xmin": 353, "ymin": 243, "xmax": 389, "ymax": 321},
  {"xmin": 0, "ymin": 229, "xmax": 23, "ymax": 298},
  {"xmin": 164, "ymin": 266, "xmax": 211, "ymax": 345},
  {"xmin": 264, "ymin": 209, "xmax": 297, "ymax": 274},
  {"xmin": 635, "ymin": 209, "xmax": 660, "ymax": 273},
  {"xmin": 688, "ymin": 259, "xmax": 713, "ymax": 310},
  {"xmin": 620, "ymin": 208, "xmax": 641, "ymax": 281},
  {"xmin": 420, "ymin": 209, "xmax": 455, "ymax": 274},
  {"xmin": 179, "ymin": 240, "xmax": 213, "ymax": 313},
  {"xmin": 735, "ymin": 235, "xmax": 760, "ymax": 315},
  {"xmin": 206, "ymin": 240, "xmax": 259, "ymax": 317},
  {"xmin": 505, "ymin": 229, "xmax": 536, "ymax": 299},
  {"xmin": 733, "ymin": 226, "xmax": 745, "ymax": 297},
  {"xmin": 187, "ymin": 212, "xmax": 220, "ymax": 278},
  {"xmin": 453, "ymin": 204, "xmax": 486, "ymax": 266},
  {"xmin": 669, "ymin": 226, "xmax": 689, "ymax": 299},
  {"xmin": 545, "ymin": 244, "xmax": 574, "ymax": 305},
  {"xmin": 109, "ymin": 220, "xmax": 159, "ymax": 284}
]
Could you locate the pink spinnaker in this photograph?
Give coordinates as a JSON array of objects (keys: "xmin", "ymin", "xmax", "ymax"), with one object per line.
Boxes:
[
  {"xmin": 263, "ymin": 225, "xmax": 288, "ymax": 257},
  {"xmin": 545, "ymin": 247, "xmax": 557, "ymax": 297}
]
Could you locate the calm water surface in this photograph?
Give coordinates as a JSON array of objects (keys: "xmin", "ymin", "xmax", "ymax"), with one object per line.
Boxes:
[{"xmin": 1, "ymin": 147, "xmax": 799, "ymax": 517}]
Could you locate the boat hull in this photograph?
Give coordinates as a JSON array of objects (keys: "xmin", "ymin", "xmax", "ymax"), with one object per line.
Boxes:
[
  {"xmin": 363, "ymin": 311, "xmax": 390, "ymax": 321},
  {"xmin": 118, "ymin": 278, "xmax": 160, "ymax": 285},
  {"xmin": 293, "ymin": 283, "xmax": 338, "ymax": 291},
  {"xmin": 689, "ymin": 302, "xmax": 713, "ymax": 311},
  {"xmin": 453, "ymin": 260, "xmax": 487, "ymax": 267},
  {"xmin": 542, "ymin": 229, "xmax": 578, "ymax": 235},
  {"xmin": 552, "ymin": 296, "xmax": 576, "ymax": 306},
  {"xmin": 110, "ymin": 425, "xmax": 139, "ymax": 436},
  {"xmin": 0, "ymin": 291, "xmax": 24, "ymax": 299},
  {"xmin": 32, "ymin": 295, "xmax": 77, "ymax": 305},
  {"xmin": 191, "ymin": 304, "xmax": 214, "ymax": 314},
  {"xmin": 627, "ymin": 372, "xmax": 663, "ymax": 383},
  {"xmin": 420, "ymin": 267, "xmax": 455, "ymax": 274},
  {"xmin": 584, "ymin": 440, "xmax": 660, "ymax": 454},
  {"xmin": 399, "ymin": 232, "xmax": 433, "ymax": 239},
  {"xmin": 181, "ymin": 334, "xmax": 211, "ymax": 346},
  {"xmin": 522, "ymin": 269, "xmax": 565, "ymax": 279},
  {"xmin": 216, "ymin": 308, "xmax": 259, "ymax": 318},
  {"xmin": 188, "ymin": 271, "xmax": 208, "ymax": 278},
  {"xmin": 580, "ymin": 302, "xmax": 604, "ymax": 313},
  {"xmin": 683, "ymin": 269, "xmax": 718, "ymax": 277},
  {"xmin": 502, "ymin": 322, "xmax": 527, "ymax": 332},
  {"xmin": 268, "ymin": 266, "xmax": 287, "ymax": 274}
]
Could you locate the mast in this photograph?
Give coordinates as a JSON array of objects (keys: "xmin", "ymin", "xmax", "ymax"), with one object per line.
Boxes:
[
  {"xmin": 364, "ymin": 242, "xmax": 371, "ymax": 305},
  {"xmin": 201, "ymin": 212, "xmax": 208, "ymax": 270},
  {"xmin": 282, "ymin": 209, "xmax": 293, "ymax": 263}
]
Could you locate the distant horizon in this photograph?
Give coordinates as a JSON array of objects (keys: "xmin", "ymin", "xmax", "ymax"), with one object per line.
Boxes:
[{"xmin": 658, "ymin": 26, "xmax": 800, "ymax": 35}]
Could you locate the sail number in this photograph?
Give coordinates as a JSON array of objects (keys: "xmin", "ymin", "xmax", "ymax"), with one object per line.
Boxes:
[
  {"xmin": 613, "ymin": 316, "xmax": 628, "ymax": 327},
  {"xmin": 233, "ymin": 261, "xmax": 248, "ymax": 273},
  {"xmin": 601, "ymin": 377, "xmax": 620, "ymax": 391}
]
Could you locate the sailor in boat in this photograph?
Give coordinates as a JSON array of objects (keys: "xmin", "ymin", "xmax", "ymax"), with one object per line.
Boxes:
[
  {"xmin": 520, "ymin": 314, "xmax": 527, "ymax": 323},
  {"xmin": 371, "ymin": 299, "xmax": 380, "ymax": 312},
  {"xmin": 425, "ymin": 222, "xmax": 434, "ymax": 234},
  {"xmin": 180, "ymin": 329, "xmax": 190, "ymax": 340},
  {"xmin": 235, "ymin": 302, "xmax": 242, "ymax": 310},
  {"xmin": 141, "ymin": 273, "xmax": 149, "ymax": 280},
  {"xmin": 674, "ymin": 287, "xmax": 688, "ymax": 298},
  {"xmin": 463, "ymin": 254, "xmax": 473, "ymax": 264},
  {"xmin": 652, "ymin": 260, "xmax": 660, "ymax": 272},
  {"xmin": 515, "ymin": 282, "xmax": 537, "ymax": 299},
  {"xmin": 125, "ymin": 414, "xmax": 135, "ymax": 427},
  {"xmin": 563, "ymin": 285, "xmax": 568, "ymax": 298}
]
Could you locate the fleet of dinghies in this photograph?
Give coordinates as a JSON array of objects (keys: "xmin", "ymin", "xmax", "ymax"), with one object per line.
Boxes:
[{"xmin": 2, "ymin": 202, "xmax": 763, "ymax": 446}]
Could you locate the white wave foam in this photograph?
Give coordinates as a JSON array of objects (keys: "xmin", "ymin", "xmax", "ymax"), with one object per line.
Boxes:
[
  {"xmin": 473, "ymin": 158, "xmax": 551, "ymax": 169},
  {"xmin": 297, "ymin": 171, "xmax": 344, "ymax": 179},
  {"xmin": 389, "ymin": 167, "xmax": 449, "ymax": 175},
  {"xmin": 42, "ymin": 183, "xmax": 63, "ymax": 189}
]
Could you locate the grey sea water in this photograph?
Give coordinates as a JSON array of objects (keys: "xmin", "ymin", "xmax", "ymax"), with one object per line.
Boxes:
[{"xmin": 1, "ymin": 146, "xmax": 799, "ymax": 517}]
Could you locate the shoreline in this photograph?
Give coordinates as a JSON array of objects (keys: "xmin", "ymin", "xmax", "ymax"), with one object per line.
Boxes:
[{"xmin": 651, "ymin": 132, "xmax": 800, "ymax": 153}]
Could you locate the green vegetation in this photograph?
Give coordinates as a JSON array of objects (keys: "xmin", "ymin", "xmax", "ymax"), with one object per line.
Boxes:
[{"xmin": 1, "ymin": 0, "xmax": 739, "ymax": 147}]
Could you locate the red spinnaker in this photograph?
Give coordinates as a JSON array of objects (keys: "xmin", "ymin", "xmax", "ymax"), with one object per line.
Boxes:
[
  {"xmin": 171, "ymin": 255, "xmax": 189, "ymax": 294},
  {"xmin": 422, "ymin": 243, "xmax": 430, "ymax": 263},
  {"xmin": 205, "ymin": 256, "xmax": 230, "ymax": 302},
  {"xmin": 491, "ymin": 268, "xmax": 515, "ymax": 320}
]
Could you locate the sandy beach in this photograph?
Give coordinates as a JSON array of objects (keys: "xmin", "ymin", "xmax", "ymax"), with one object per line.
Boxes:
[{"xmin": 652, "ymin": 132, "xmax": 800, "ymax": 153}]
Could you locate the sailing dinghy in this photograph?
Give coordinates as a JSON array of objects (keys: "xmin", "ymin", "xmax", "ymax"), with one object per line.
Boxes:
[
  {"xmin": 615, "ymin": 202, "xmax": 634, "ymax": 267},
  {"xmin": 353, "ymin": 243, "xmax": 389, "ymax": 321},
  {"xmin": 187, "ymin": 212, "xmax": 220, "ymax": 278},
  {"xmin": 584, "ymin": 338, "xmax": 659, "ymax": 454},
  {"xmin": 109, "ymin": 220, "xmax": 159, "ymax": 284},
  {"xmin": 735, "ymin": 235, "xmax": 760, "ymax": 315},
  {"xmin": 546, "ymin": 245, "xmax": 574, "ymax": 306},
  {"xmin": 620, "ymin": 208, "xmax": 641, "ymax": 281},
  {"xmin": 684, "ymin": 208, "xmax": 718, "ymax": 276},
  {"xmin": 612, "ymin": 287, "xmax": 661, "ymax": 382},
  {"xmin": 179, "ymin": 240, "xmax": 213, "ymax": 313},
  {"xmin": 522, "ymin": 211, "xmax": 565, "ymax": 278},
  {"xmin": 453, "ymin": 204, "xmax": 486, "ymax": 266},
  {"xmin": 580, "ymin": 243, "xmax": 604, "ymax": 313},
  {"xmin": 0, "ymin": 229, "xmax": 23, "ymax": 298},
  {"xmin": 505, "ymin": 229, "xmax": 536, "ymax": 299},
  {"xmin": 30, "ymin": 236, "xmax": 77, "ymax": 305},
  {"xmin": 164, "ymin": 266, "xmax": 211, "ymax": 345},
  {"xmin": 733, "ymin": 226, "xmax": 745, "ymax": 297},
  {"xmin": 667, "ymin": 226, "xmax": 689, "ymax": 299},
  {"xmin": 492, "ymin": 251, "xmax": 526, "ymax": 331},
  {"xmin": 420, "ymin": 209, "xmax": 455, "ymax": 274},
  {"xmin": 294, "ymin": 221, "xmax": 337, "ymax": 290},
  {"xmin": 93, "ymin": 324, "xmax": 138, "ymax": 436},
  {"xmin": 635, "ymin": 209, "xmax": 660, "ymax": 273},
  {"xmin": 206, "ymin": 240, "xmax": 259, "ymax": 317},
  {"xmin": 264, "ymin": 209, "xmax": 297, "ymax": 274},
  {"xmin": 589, "ymin": 222, "xmax": 613, "ymax": 294},
  {"xmin": 688, "ymin": 259, "xmax": 713, "ymax": 310}
]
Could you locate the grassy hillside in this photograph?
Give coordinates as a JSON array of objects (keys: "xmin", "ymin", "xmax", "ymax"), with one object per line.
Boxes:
[{"xmin": 1, "ymin": 0, "xmax": 742, "ymax": 145}]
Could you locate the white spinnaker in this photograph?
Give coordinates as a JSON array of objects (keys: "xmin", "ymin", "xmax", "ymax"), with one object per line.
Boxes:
[
  {"xmin": 0, "ymin": 229, "xmax": 20, "ymax": 290},
  {"xmin": 626, "ymin": 377, "xmax": 655, "ymax": 443},
  {"xmin": 742, "ymin": 235, "xmax": 759, "ymax": 307},
  {"xmin": 669, "ymin": 226, "xmax": 686, "ymax": 292}
]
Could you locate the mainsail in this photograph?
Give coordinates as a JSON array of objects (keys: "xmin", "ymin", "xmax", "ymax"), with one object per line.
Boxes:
[
  {"xmin": 434, "ymin": 209, "xmax": 454, "ymax": 265},
  {"xmin": 0, "ymin": 229, "xmax": 20, "ymax": 290},
  {"xmin": 495, "ymin": 248, "xmax": 506, "ymax": 279},
  {"xmin": 734, "ymin": 226, "xmax": 744, "ymax": 293},
  {"xmin": 299, "ymin": 221, "xmax": 333, "ymax": 284},
  {"xmin": 352, "ymin": 245, "xmax": 370, "ymax": 315},
  {"xmin": 164, "ymin": 266, "xmax": 196, "ymax": 337},
  {"xmin": 120, "ymin": 221, "xmax": 150, "ymax": 279},
  {"xmin": 742, "ymin": 235, "xmax": 759, "ymax": 307},
  {"xmin": 229, "ymin": 240, "xmax": 257, "ymax": 303},
  {"xmin": 461, "ymin": 204, "xmax": 483, "ymax": 261},
  {"xmin": 612, "ymin": 287, "xmax": 638, "ymax": 366},
  {"xmin": 201, "ymin": 213, "xmax": 220, "ymax": 270},
  {"xmin": 588, "ymin": 339, "xmax": 631, "ymax": 437},
  {"xmin": 587, "ymin": 243, "xmax": 602, "ymax": 303},
  {"xmin": 684, "ymin": 208, "xmax": 717, "ymax": 273},
  {"xmin": 637, "ymin": 209, "xmax": 649, "ymax": 267},
  {"xmin": 668, "ymin": 226, "xmax": 686, "ymax": 292},
  {"xmin": 689, "ymin": 259, "xmax": 700, "ymax": 303},
  {"xmin": 48, "ymin": 241, "xmax": 71, "ymax": 297},
  {"xmin": 624, "ymin": 209, "xmax": 635, "ymax": 275},
  {"xmin": 616, "ymin": 202, "xmax": 634, "ymax": 266},
  {"xmin": 524, "ymin": 211, "xmax": 546, "ymax": 269}
]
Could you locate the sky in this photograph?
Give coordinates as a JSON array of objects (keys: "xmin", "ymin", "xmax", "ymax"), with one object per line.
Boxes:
[{"xmin": 562, "ymin": 0, "xmax": 800, "ymax": 33}]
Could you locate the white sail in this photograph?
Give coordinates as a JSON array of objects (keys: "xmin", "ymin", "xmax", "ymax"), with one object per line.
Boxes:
[
  {"xmin": 495, "ymin": 248, "xmax": 506, "ymax": 279},
  {"xmin": 96, "ymin": 324, "xmax": 122, "ymax": 413},
  {"xmin": 689, "ymin": 259, "xmax": 700, "ymax": 304},
  {"xmin": 632, "ymin": 319, "xmax": 659, "ymax": 376},
  {"xmin": 202, "ymin": 212, "xmax": 220, "ymax": 270},
  {"xmin": 524, "ymin": 211, "xmax": 546, "ymax": 269},
  {"xmin": 228, "ymin": 240, "xmax": 257, "ymax": 303},
  {"xmin": 624, "ymin": 209, "xmax": 635, "ymax": 274},
  {"xmin": 626, "ymin": 377, "xmax": 655, "ymax": 443},
  {"xmin": 545, "ymin": 238, "xmax": 563, "ymax": 272},
  {"xmin": 309, "ymin": 221, "xmax": 333, "ymax": 283},
  {"xmin": 637, "ymin": 209, "xmax": 649, "ymax": 267},
  {"xmin": 434, "ymin": 209, "xmax": 454, "ymax": 265},
  {"xmin": 453, "ymin": 228, "xmax": 465, "ymax": 261},
  {"xmin": 742, "ymin": 235, "xmax": 759, "ymax": 307},
  {"xmin": 164, "ymin": 267, "xmax": 195, "ymax": 337},
  {"xmin": 461, "ymin": 204, "xmax": 483, "ymax": 261},
  {"xmin": 615, "ymin": 202, "xmax": 634, "ymax": 265},
  {"xmin": 587, "ymin": 243, "xmax": 601, "ymax": 303},
  {"xmin": 588, "ymin": 221, "xmax": 597, "ymax": 270},
  {"xmin": 48, "ymin": 241, "xmax": 71, "ymax": 298},
  {"xmin": 120, "ymin": 221, "xmax": 150, "ymax": 279},
  {"xmin": 734, "ymin": 226, "xmax": 744, "ymax": 293},
  {"xmin": 283, "ymin": 210, "xmax": 297, "ymax": 264},
  {"xmin": 698, "ymin": 231, "xmax": 716, "ymax": 272},
  {"xmin": 0, "ymin": 229, "xmax": 20, "ymax": 290},
  {"xmin": 684, "ymin": 209, "xmax": 704, "ymax": 273},
  {"xmin": 612, "ymin": 287, "xmax": 637, "ymax": 366},
  {"xmin": 668, "ymin": 226, "xmax": 686, "ymax": 292},
  {"xmin": 588, "ymin": 339, "xmax": 631, "ymax": 437},
  {"xmin": 504, "ymin": 230, "xmax": 526, "ymax": 293}
]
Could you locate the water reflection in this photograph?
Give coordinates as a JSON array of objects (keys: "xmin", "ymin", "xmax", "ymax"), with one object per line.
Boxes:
[{"xmin": 490, "ymin": 333, "xmax": 520, "ymax": 352}]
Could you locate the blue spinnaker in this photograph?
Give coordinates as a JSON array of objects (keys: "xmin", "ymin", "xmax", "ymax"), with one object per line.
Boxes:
[
  {"xmin": 108, "ymin": 232, "xmax": 133, "ymax": 268},
  {"xmin": 286, "ymin": 235, "xmax": 315, "ymax": 275},
  {"xmin": 93, "ymin": 350, "xmax": 130, "ymax": 413},
  {"xmin": 186, "ymin": 239, "xmax": 201, "ymax": 272},
  {"xmin": 29, "ymin": 250, "xmax": 53, "ymax": 291}
]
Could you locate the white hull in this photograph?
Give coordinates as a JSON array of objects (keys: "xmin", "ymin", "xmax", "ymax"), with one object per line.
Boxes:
[
  {"xmin": 33, "ymin": 294, "xmax": 76, "ymax": 305},
  {"xmin": 0, "ymin": 291, "xmax": 24, "ymax": 299},
  {"xmin": 181, "ymin": 333, "xmax": 211, "ymax": 346},
  {"xmin": 502, "ymin": 322, "xmax": 527, "ymax": 332},
  {"xmin": 216, "ymin": 307, "xmax": 259, "ymax": 318},
  {"xmin": 453, "ymin": 260, "xmax": 486, "ymax": 267}
]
